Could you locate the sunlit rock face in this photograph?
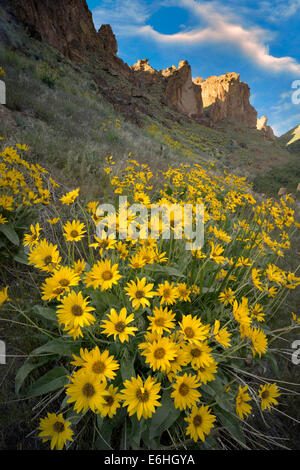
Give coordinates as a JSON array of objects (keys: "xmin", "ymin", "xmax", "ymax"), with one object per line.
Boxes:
[
  {"xmin": 257, "ymin": 116, "xmax": 275, "ymax": 139},
  {"xmin": 196, "ymin": 72, "xmax": 258, "ymax": 127}
]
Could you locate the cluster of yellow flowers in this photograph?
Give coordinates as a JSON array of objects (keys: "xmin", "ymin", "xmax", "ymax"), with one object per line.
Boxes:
[
  {"xmin": 0, "ymin": 143, "xmax": 59, "ymax": 224},
  {"xmin": 0, "ymin": 66, "xmax": 6, "ymax": 77},
  {"xmin": 36, "ymin": 62, "xmax": 58, "ymax": 87},
  {"xmin": 101, "ymin": 117, "xmax": 121, "ymax": 133},
  {"xmin": 147, "ymin": 123, "xmax": 227, "ymax": 158},
  {"xmin": 14, "ymin": 156, "xmax": 299, "ymax": 450}
]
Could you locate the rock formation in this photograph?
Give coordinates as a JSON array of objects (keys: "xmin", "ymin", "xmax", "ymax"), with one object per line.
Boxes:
[
  {"xmin": 162, "ymin": 61, "xmax": 203, "ymax": 118},
  {"xmin": 131, "ymin": 59, "xmax": 203, "ymax": 118},
  {"xmin": 132, "ymin": 59, "xmax": 162, "ymax": 83},
  {"xmin": 3, "ymin": 0, "xmax": 271, "ymax": 129},
  {"xmin": 257, "ymin": 116, "xmax": 275, "ymax": 139},
  {"xmin": 98, "ymin": 24, "xmax": 118, "ymax": 56},
  {"xmin": 195, "ymin": 72, "xmax": 257, "ymax": 127},
  {"xmin": 5, "ymin": 0, "xmax": 101, "ymax": 62}
]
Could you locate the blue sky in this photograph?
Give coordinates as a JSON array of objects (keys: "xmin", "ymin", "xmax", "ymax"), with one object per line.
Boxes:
[{"xmin": 87, "ymin": 0, "xmax": 300, "ymax": 135}]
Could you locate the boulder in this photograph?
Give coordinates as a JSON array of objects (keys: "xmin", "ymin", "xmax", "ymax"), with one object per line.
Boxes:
[{"xmin": 278, "ymin": 187, "xmax": 287, "ymax": 196}]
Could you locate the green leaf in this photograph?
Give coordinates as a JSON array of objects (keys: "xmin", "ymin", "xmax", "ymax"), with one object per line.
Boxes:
[
  {"xmin": 0, "ymin": 224, "xmax": 19, "ymax": 246},
  {"xmin": 215, "ymin": 407, "xmax": 246, "ymax": 446},
  {"xmin": 32, "ymin": 305, "xmax": 57, "ymax": 323},
  {"xmin": 149, "ymin": 391, "xmax": 180, "ymax": 440},
  {"xmin": 15, "ymin": 358, "xmax": 49, "ymax": 394},
  {"xmin": 201, "ymin": 378, "xmax": 232, "ymax": 412},
  {"xmin": 13, "ymin": 247, "xmax": 28, "ymax": 265},
  {"xmin": 266, "ymin": 352, "xmax": 279, "ymax": 377},
  {"xmin": 95, "ymin": 418, "xmax": 114, "ymax": 450},
  {"xmin": 30, "ymin": 339, "xmax": 80, "ymax": 358},
  {"xmin": 146, "ymin": 264, "xmax": 185, "ymax": 278},
  {"xmin": 25, "ymin": 366, "xmax": 68, "ymax": 397},
  {"xmin": 128, "ymin": 416, "xmax": 147, "ymax": 449},
  {"xmin": 120, "ymin": 357, "xmax": 136, "ymax": 381}
]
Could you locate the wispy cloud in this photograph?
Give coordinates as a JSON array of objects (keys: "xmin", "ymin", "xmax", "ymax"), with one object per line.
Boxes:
[
  {"xmin": 257, "ymin": 0, "xmax": 300, "ymax": 22},
  {"xmin": 138, "ymin": 0, "xmax": 300, "ymax": 75},
  {"xmin": 92, "ymin": 0, "xmax": 152, "ymax": 34},
  {"xmin": 92, "ymin": 0, "xmax": 300, "ymax": 75}
]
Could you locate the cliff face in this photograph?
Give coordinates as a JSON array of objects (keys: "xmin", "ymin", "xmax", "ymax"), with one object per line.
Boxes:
[
  {"xmin": 196, "ymin": 73, "xmax": 258, "ymax": 128},
  {"xmin": 131, "ymin": 60, "xmax": 203, "ymax": 118},
  {"xmin": 163, "ymin": 61, "xmax": 203, "ymax": 118},
  {"xmin": 4, "ymin": 0, "xmax": 271, "ymax": 129},
  {"xmin": 6, "ymin": 0, "xmax": 101, "ymax": 62}
]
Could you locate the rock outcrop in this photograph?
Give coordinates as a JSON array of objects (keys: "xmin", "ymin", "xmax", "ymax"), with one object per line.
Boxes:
[
  {"xmin": 257, "ymin": 116, "xmax": 275, "ymax": 139},
  {"xmin": 5, "ymin": 0, "xmax": 121, "ymax": 63},
  {"xmin": 5, "ymin": 0, "xmax": 101, "ymax": 62},
  {"xmin": 131, "ymin": 59, "xmax": 203, "ymax": 118},
  {"xmin": 132, "ymin": 59, "xmax": 162, "ymax": 83},
  {"xmin": 196, "ymin": 72, "xmax": 257, "ymax": 127},
  {"xmin": 3, "ymin": 0, "xmax": 266, "ymax": 128},
  {"xmin": 98, "ymin": 24, "xmax": 118, "ymax": 56},
  {"xmin": 163, "ymin": 61, "xmax": 203, "ymax": 118}
]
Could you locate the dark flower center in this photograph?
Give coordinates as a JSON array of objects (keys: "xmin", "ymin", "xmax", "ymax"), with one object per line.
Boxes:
[
  {"xmin": 71, "ymin": 305, "xmax": 83, "ymax": 316},
  {"xmin": 44, "ymin": 255, "xmax": 52, "ymax": 265},
  {"xmin": 102, "ymin": 270, "xmax": 113, "ymax": 281},
  {"xmin": 261, "ymin": 390, "xmax": 270, "ymax": 399},
  {"xmin": 135, "ymin": 290, "xmax": 145, "ymax": 299},
  {"xmin": 104, "ymin": 395, "xmax": 114, "ymax": 406},
  {"xmin": 115, "ymin": 321, "xmax": 126, "ymax": 333},
  {"xmin": 136, "ymin": 389, "xmax": 149, "ymax": 402},
  {"xmin": 155, "ymin": 317, "xmax": 165, "ymax": 327},
  {"xmin": 54, "ymin": 287, "xmax": 64, "ymax": 295},
  {"xmin": 154, "ymin": 347, "xmax": 166, "ymax": 359},
  {"xmin": 184, "ymin": 327, "xmax": 195, "ymax": 339},
  {"xmin": 191, "ymin": 348, "xmax": 201, "ymax": 358},
  {"xmin": 179, "ymin": 383, "xmax": 189, "ymax": 396},
  {"xmin": 59, "ymin": 279, "xmax": 70, "ymax": 287},
  {"xmin": 92, "ymin": 361, "xmax": 105, "ymax": 374},
  {"xmin": 82, "ymin": 383, "xmax": 95, "ymax": 397},
  {"xmin": 193, "ymin": 415, "xmax": 202, "ymax": 427},
  {"xmin": 53, "ymin": 421, "xmax": 65, "ymax": 433},
  {"xmin": 163, "ymin": 288, "xmax": 171, "ymax": 298},
  {"xmin": 70, "ymin": 230, "xmax": 79, "ymax": 238}
]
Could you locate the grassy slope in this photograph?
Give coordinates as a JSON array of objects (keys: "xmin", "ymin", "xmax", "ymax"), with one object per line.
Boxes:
[
  {"xmin": 0, "ymin": 4, "xmax": 297, "ymax": 199},
  {"xmin": 279, "ymin": 124, "xmax": 300, "ymax": 153},
  {"xmin": 252, "ymin": 124, "xmax": 300, "ymax": 197}
]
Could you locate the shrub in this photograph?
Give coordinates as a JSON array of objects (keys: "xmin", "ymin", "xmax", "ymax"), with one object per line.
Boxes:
[{"xmin": 36, "ymin": 62, "xmax": 58, "ymax": 88}]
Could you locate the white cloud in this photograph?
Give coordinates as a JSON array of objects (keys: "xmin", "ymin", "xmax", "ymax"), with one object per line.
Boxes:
[
  {"xmin": 92, "ymin": 0, "xmax": 152, "ymax": 31},
  {"xmin": 258, "ymin": 0, "xmax": 300, "ymax": 22},
  {"xmin": 92, "ymin": 0, "xmax": 300, "ymax": 76},
  {"xmin": 134, "ymin": 0, "xmax": 300, "ymax": 75}
]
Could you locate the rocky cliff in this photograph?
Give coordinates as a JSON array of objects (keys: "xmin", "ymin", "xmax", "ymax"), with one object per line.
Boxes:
[
  {"xmin": 162, "ymin": 61, "xmax": 203, "ymax": 118},
  {"xmin": 196, "ymin": 73, "xmax": 258, "ymax": 128},
  {"xmin": 132, "ymin": 59, "xmax": 203, "ymax": 118},
  {"xmin": 5, "ymin": 0, "xmax": 102, "ymax": 62},
  {"xmin": 3, "ymin": 0, "xmax": 273, "ymax": 131},
  {"xmin": 257, "ymin": 116, "xmax": 275, "ymax": 139}
]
